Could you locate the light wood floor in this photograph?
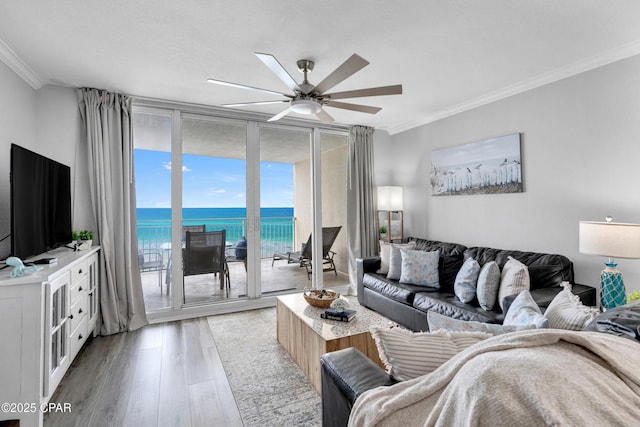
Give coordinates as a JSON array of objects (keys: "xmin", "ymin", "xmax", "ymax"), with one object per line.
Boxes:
[{"xmin": 44, "ymin": 318, "xmax": 243, "ymax": 427}]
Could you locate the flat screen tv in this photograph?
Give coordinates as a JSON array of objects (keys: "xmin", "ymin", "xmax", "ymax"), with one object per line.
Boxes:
[{"xmin": 10, "ymin": 144, "xmax": 72, "ymax": 259}]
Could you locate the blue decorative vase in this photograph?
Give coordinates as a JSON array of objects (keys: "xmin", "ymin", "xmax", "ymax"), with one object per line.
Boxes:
[{"xmin": 600, "ymin": 262, "xmax": 626, "ymax": 310}]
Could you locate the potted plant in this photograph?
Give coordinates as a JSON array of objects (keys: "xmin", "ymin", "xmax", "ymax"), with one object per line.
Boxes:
[
  {"xmin": 72, "ymin": 230, "xmax": 94, "ymax": 250},
  {"xmin": 379, "ymin": 225, "xmax": 388, "ymax": 238}
]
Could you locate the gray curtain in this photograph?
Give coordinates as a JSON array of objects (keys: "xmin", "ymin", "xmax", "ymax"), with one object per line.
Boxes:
[
  {"xmin": 77, "ymin": 88, "xmax": 148, "ymax": 334},
  {"xmin": 347, "ymin": 125, "xmax": 378, "ymax": 290}
]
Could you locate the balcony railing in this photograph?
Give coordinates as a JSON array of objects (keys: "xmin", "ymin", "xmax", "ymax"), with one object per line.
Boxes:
[{"xmin": 137, "ymin": 217, "xmax": 295, "ymax": 261}]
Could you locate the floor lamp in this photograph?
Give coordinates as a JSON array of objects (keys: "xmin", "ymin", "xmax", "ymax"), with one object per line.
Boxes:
[
  {"xmin": 579, "ymin": 218, "xmax": 640, "ymax": 310},
  {"xmin": 377, "ymin": 186, "xmax": 403, "ymax": 243}
]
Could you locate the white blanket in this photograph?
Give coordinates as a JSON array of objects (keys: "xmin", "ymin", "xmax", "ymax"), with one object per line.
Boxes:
[{"xmin": 349, "ymin": 329, "xmax": 640, "ymax": 427}]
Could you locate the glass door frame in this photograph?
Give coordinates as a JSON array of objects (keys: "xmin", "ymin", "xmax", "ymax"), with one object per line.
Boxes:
[{"xmin": 134, "ymin": 102, "xmax": 350, "ymax": 322}]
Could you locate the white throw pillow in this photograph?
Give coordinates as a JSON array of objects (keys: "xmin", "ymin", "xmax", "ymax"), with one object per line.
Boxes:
[
  {"xmin": 503, "ymin": 290, "xmax": 549, "ymax": 329},
  {"xmin": 399, "ymin": 249, "xmax": 440, "ymax": 288},
  {"xmin": 498, "ymin": 256, "xmax": 530, "ymax": 310},
  {"xmin": 545, "ymin": 282, "xmax": 599, "ymax": 330},
  {"xmin": 454, "ymin": 257, "xmax": 481, "ymax": 303},
  {"xmin": 370, "ymin": 326, "xmax": 491, "ymax": 381},
  {"xmin": 379, "ymin": 241, "xmax": 416, "ymax": 276},
  {"xmin": 476, "ymin": 261, "xmax": 501, "ymax": 311}
]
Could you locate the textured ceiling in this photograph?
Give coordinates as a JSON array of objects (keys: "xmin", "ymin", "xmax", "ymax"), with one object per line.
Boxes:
[{"xmin": 1, "ymin": 1, "xmax": 640, "ymax": 134}]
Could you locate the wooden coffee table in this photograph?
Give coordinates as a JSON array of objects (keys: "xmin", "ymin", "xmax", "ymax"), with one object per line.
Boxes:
[{"xmin": 276, "ymin": 293, "xmax": 391, "ymax": 393}]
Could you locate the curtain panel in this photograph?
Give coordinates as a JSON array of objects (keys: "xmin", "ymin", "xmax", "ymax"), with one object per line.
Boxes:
[
  {"xmin": 347, "ymin": 125, "xmax": 378, "ymax": 290},
  {"xmin": 77, "ymin": 88, "xmax": 147, "ymax": 334}
]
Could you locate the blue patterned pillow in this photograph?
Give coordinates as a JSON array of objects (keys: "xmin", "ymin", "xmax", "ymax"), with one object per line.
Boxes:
[
  {"xmin": 399, "ymin": 249, "xmax": 440, "ymax": 288},
  {"xmin": 454, "ymin": 257, "xmax": 480, "ymax": 303},
  {"xmin": 476, "ymin": 261, "xmax": 501, "ymax": 310},
  {"xmin": 503, "ymin": 290, "xmax": 549, "ymax": 329}
]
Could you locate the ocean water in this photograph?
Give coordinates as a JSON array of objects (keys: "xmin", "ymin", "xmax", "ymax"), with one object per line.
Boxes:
[{"xmin": 137, "ymin": 207, "xmax": 295, "ymax": 254}]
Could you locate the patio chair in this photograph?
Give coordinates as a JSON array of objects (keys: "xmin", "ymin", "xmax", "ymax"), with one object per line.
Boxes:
[
  {"xmin": 183, "ymin": 230, "xmax": 228, "ymax": 290},
  {"xmin": 138, "ymin": 248, "xmax": 164, "ymax": 292},
  {"xmin": 272, "ymin": 226, "xmax": 342, "ymax": 279},
  {"xmin": 182, "ymin": 224, "xmax": 206, "ymax": 240}
]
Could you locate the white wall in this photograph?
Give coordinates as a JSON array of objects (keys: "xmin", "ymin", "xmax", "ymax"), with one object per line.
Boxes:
[
  {"xmin": 0, "ymin": 61, "xmax": 37, "ymax": 259},
  {"xmin": 0, "ymin": 63, "xmax": 93, "ymax": 259},
  {"xmin": 377, "ymin": 54, "xmax": 640, "ymax": 293}
]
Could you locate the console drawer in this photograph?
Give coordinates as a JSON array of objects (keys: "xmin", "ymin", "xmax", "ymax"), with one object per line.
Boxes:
[
  {"xmin": 70, "ymin": 315, "xmax": 88, "ymax": 360},
  {"xmin": 69, "ymin": 293, "xmax": 88, "ymax": 332},
  {"xmin": 70, "ymin": 260, "xmax": 88, "ymax": 285},
  {"xmin": 70, "ymin": 275, "xmax": 88, "ymax": 304}
]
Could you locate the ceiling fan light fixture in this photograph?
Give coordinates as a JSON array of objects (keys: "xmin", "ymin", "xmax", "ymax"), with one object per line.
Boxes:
[{"xmin": 290, "ymin": 98, "xmax": 322, "ymax": 115}]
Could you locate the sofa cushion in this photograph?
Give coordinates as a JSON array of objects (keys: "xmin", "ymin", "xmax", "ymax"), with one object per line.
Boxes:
[
  {"xmin": 545, "ymin": 282, "xmax": 599, "ymax": 330},
  {"xmin": 399, "ymin": 249, "xmax": 440, "ymax": 288},
  {"xmin": 503, "ymin": 290, "xmax": 548, "ymax": 328},
  {"xmin": 454, "ymin": 257, "xmax": 480, "ymax": 303},
  {"xmin": 413, "ymin": 291, "xmax": 504, "ymax": 324},
  {"xmin": 378, "ymin": 241, "xmax": 416, "ymax": 275},
  {"xmin": 370, "ymin": 326, "xmax": 491, "ymax": 381},
  {"xmin": 464, "ymin": 246, "xmax": 574, "ymax": 290},
  {"xmin": 363, "ymin": 273, "xmax": 437, "ymax": 305},
  {"xmin": 498, "ymin": 256, "xmax": 530, "ymax": 310},
  {"xmin": 405, "ymin": 237, "xmax": 467, "ymax": 292},
  {"xmin": 476, "ymin": 261, "xmax": 501, "ymax": 311}
]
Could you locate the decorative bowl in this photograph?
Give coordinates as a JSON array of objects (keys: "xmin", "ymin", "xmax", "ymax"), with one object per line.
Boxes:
[{"xmin": 303, "ymin": 289, "xmax": 340, "ymax": 308}]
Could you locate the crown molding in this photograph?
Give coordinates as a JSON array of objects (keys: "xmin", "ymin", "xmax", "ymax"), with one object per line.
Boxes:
[
  {"xmin": 0, "ymin": 39, "xmax": 43, "ymax": 90},
  {"xmin": 387, "ymin": 40, "xmax": 640, "ymax": 135}
]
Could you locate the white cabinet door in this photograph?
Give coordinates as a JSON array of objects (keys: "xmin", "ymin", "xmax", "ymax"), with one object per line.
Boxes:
[{"xmin": 44, "ymin": 272, "xmax": 71, "ymax": 398}]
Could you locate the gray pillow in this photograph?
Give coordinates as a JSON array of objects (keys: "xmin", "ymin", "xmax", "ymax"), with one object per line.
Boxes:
[
  {"xmin": 454, "ymin": 257, "xmax": 480, "ymax": 303},
  {"xmin": 476, "ymin": 261, "xmax": 501, "ymax": 311}
]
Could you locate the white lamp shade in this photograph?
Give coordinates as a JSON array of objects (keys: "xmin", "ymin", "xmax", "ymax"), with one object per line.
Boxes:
[
  {"xmin": 377, "ymin": 186, "xmax": 403, "ymax": 211},
  {"xmin": 579, "ymin": 221, "xmax": 640, "ymax": 259}
]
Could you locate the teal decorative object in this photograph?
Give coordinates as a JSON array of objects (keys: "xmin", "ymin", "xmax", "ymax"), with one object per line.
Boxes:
[
  {"xmin": 6, "ymin": 256, "xmax": 41, "ymax": 278},
  {"xmin": 579, "ymin": 218, "xmax": 640, "ymax": 311},
  {"xmin": 600, "ymin": 262, "xmax": 627, "ymax": 310}
]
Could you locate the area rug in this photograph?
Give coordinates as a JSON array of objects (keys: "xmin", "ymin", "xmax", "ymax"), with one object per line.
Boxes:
[{"xmin": 207, "ymin": 307, "xmax": 322, "ymax": 426}]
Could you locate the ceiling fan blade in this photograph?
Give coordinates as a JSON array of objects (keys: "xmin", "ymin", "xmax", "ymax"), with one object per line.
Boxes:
[
  {"xmin": 255, "ymin": 53, "xmax": 300, "ymax": 93},
  {"xmin": 324, "ymin": 100, "xmax": 381, "ymax": 114},
  {"xmin": 315, "ymin": 109, "xmax": 334, "ymax": 124},
  {"xmin": 207, "ymin": 78, "xmax": 289, "ymax": 97},
  {"xmin": 267, "ymin": 107, "xmax": 292, "ymax": 122},
  {"xmin": 222, "ymin": 100, "xmax": 289, "ymax": 107},
  {"xmin": 313, "ymin": 54, "xmax": 369, "ymax": 95},
  {"xmin": 323, "ymin": 84, "xmax": 403, "ymax": 100}
]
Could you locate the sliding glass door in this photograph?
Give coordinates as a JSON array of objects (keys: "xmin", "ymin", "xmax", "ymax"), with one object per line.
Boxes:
[
  {"xmin": 259, "ymin": 125, "xmax": 311, "ymax": 294},
  {"xmin": 133, "ymin": 104, "xmax": 349, "ymax": 318},
  {"xmin": 181, "ymin": 116, "xmax": 248, "ymax": 305}
]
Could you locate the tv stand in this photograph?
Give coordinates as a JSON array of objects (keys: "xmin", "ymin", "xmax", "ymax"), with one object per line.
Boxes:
[{"xmin": 0, "ymin": 247, "xmax": 100, "ymax": 427}]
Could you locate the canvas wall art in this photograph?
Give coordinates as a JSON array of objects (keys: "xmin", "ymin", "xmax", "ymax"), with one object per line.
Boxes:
[{"xmin": 430, "ymin": 133, "xmax": 522, "ymax": 196}]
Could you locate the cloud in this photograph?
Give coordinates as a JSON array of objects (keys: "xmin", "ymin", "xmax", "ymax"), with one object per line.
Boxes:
[
  {"xmin": 234, "ymin": 193, "xmax": 245, "ymax": 199},
  {"xmin": 162, "ymin": 161, "xmax": 191, "ymax": 172},
  {"xmin": 208, "ymin": 187, "xmax": 226, "ymax": 194}
]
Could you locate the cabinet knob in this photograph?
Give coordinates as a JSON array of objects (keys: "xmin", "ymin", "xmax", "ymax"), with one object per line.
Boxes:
[
  {"xmin": 68, "ymin": 314, "xmax": 74, "ymax": 320},
  {"xmin": 78, "ymin": 269, "xmax": 83, "ymax": 274},
  {"xmin": 79, "ymin": 308, "xmax": 83, "ymax": 314},
  {"xmin": 78, "ymin": 334, "xmax": 83, "ymax": 340},
  {"xmin": 79, "ymin": 286, "xmax": 83, "ymax": 291}
]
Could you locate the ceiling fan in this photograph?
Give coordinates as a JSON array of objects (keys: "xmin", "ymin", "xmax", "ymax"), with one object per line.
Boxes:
[{"xmin": 207, "ymin": 52, "xmax": 402, "ymax": 123}]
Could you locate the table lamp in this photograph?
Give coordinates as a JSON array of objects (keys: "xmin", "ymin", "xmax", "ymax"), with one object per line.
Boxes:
[{"xmin": 579, "ymin": 217, "xmax": 640, "ymax": 310}]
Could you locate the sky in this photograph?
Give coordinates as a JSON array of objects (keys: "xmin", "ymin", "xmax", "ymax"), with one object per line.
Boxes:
[{"xmin": 134, "ymin": 149, "xmax": 294, "ymax": 208}]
